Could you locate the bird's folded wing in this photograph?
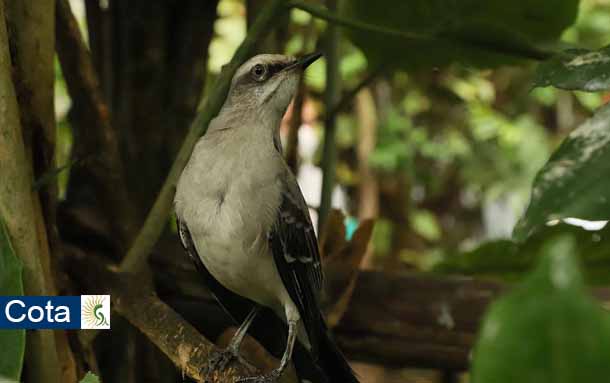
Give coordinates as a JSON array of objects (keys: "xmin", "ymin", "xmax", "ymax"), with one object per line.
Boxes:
[{"xmin": 269, "ymin": 176, "xmax": 324, "ymax": 352}]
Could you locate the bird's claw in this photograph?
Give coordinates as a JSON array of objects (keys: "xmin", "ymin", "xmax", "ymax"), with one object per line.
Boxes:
[
  {"xmin": 236, "ymin": 369, "xmax": 282, "ymax": 383},
  {"xmin": 201, "ymin": 348, "xmax": 239, "ymax": 382}
]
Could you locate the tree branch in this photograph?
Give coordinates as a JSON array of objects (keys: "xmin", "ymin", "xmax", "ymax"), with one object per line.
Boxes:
[
  {"xmin": 56, "ymin": 0, "xmax": 137, "ymax": 249},
  {"xmin": 64, "ymin": 246, "xmax": 297, "ymax": 383},
  {"xmin": 318, "ymin": 0, "xmax": 341, "ymax": 232},
  {"xmin": 325, "ymin": 65, "xmax": 385, "ymax": 121}
]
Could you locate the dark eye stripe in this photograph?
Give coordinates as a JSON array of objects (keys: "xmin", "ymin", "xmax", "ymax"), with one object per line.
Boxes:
[
  {"xmin": 268, "ymin": 63, "xmax": 287, "ymax": 77},
  {"xmin": 234, "ymin": 60, "xmax": 296, "ymax": 87}
]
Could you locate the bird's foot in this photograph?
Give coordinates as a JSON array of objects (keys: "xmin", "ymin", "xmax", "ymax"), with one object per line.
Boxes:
[
  {"xmin": 201, "ymin": 348, "xmax": 240, "ymax": 382},
  {"xmin": 236, "ymin": 369, "xmax": 282, "ymax": 383}
]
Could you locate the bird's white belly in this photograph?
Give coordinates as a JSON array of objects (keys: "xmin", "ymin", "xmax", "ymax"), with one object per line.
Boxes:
[
  {"xmin": 187, "ymin": 181, "xmax": 288, "ymax": 312},
  {"xmin": 199, "ymin": 235, "xmax": 282, "ymax": 309}
]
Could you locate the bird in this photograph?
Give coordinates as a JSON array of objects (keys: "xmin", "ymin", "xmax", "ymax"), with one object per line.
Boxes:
[{"xmin": 174, "ymin": 53, "xmax": 359, "ymax": 383}]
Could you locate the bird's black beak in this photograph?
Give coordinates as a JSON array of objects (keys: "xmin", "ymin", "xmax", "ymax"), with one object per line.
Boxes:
[
  {"xmin": 297, "ymin": 52, "xmax": 322, "ymax": 69},
  {"xmin": 285, "ymin": 52, "xmax": 322, "ymax": 72}
]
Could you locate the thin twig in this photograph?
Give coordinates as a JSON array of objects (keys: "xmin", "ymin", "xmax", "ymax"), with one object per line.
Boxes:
[
  {"xmin": 288, "ymin": 0, "xmax": 553, "ymax": 61},
  {"xmin": 318, "ymin": 0, "xmax": 341, "ymax": 232},
  {"xmin": 119, "ymin": 0, "xmax": 288, "ymax": 272},
  {"xmin": 325, "ymin": 64, "xmax": 385, "ymax": 121}
]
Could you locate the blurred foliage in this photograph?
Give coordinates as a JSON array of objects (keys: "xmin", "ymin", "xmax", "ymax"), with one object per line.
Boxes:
[
  {"xmin": 209, "ymin": 0, "xmax": 246, "ymax": 73},
  {"xmin": 471, "ymin": 236, "xmax": 610, "ymax": 383},
  {"xmin": 329, "ymin": 0, "xmax": 610, "ymax": 270},
  {"xmin": 0, "ymin": 217, "xmax": 24, "ymax": 381}
]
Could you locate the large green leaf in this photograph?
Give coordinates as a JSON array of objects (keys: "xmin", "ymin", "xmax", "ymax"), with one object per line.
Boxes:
[
  {"xmin": 471, "ymin": 236, "xmax": 610, "ymax": 383},
  {"xmin": 339, "ymin": 0, "xmax": 579, "ymax": 70},
  {"xmin": 513, "ymin": 103, "xmax": 610, "ymax": 241},
  {"xmin": 433, "ymin": 223, "xmax": 610, "ymax": 283},
  {"xmin": 533, "ymin": 45, "xmax": 610, "ymax": 92},
  {"xmin": 0, "ymin": 217, "xmax": 25, "ymax": 381}
]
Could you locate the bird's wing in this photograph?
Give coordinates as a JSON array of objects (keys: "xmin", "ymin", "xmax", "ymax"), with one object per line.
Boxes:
[{"xmin": 269, "ymin": 174, "xmax": 324, "ymax": 353}]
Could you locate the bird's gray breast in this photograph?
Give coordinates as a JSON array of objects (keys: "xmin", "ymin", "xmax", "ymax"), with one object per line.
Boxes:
[{"xmin": 174, "ymin": 132, "xmax": 286, "ymax": 308}]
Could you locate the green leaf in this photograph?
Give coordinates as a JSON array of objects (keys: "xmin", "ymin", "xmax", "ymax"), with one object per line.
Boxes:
[
  {"xmin": 471, "ymin": 235, "xmax": 610, "ymax": 383},
  {"xmin": 433, "ymin": 223, "xmax": 610, "ymax": 283},
  {"xmin": 80, "ymin": 372, "xmax": 101, "ymax": 383},
  {"xmin": 0, "ymin": 216, "xmax": 25, "ymax": 381},
  {"xmin": 339, "ymin": 0, "xmax": 578, "ymax": 70},
  {"xmin": 533, "ymin": 45, "xmax": 610, "ymax": 92},
  {"xmin": 514, "ymin": 103, "xmax": 610, "ymax": 241},
  {"xmin": 409, "ymin": 210, "xmax": 441, "ymax": 241}
]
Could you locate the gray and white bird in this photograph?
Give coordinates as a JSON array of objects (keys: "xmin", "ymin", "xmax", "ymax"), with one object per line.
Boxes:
[{"xmin": 174, "ymin": 53, "xmax": 358, "ymax": 383}]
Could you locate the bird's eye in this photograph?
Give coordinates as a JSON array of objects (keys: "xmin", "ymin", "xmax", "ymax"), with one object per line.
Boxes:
[{"xmin": 250, "ymin": 64, "xmax": 268, "ymax": 82}]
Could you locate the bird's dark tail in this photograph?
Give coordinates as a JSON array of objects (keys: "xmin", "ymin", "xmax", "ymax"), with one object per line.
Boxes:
[
  {"xmin": 291, "ymin": 324, "xmax": 358, "ymax": 383},
  {"xmin": 315, "ymin": 327, "xmax": 359, "ymax": 383}
]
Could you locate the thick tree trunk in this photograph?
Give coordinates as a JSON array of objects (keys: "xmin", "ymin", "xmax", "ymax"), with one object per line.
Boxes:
[
  {"xmin": 6, "ymin": 1, "xmax": 80, "ymax": 379},
  {"xmin": 81, "ymin": 0, "xmax": 219, "ymax": 223},
  {"xmin": 0, "ymin": 2, "xmax": 62, "ymax": 382}
]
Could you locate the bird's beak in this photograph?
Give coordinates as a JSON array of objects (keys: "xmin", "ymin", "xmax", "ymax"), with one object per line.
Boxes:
[
  {"xmin": 297, "ymin": 52, "xmax": 323, "ymax": 69},
  {"xmin": 285, "ymin": 52, "xmax": 322, "ymax": 72}
]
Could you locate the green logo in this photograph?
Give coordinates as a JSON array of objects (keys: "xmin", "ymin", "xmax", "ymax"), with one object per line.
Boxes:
[{"xmin": 82, "ymin": 296, "xmax": 109, "ymax": 328}]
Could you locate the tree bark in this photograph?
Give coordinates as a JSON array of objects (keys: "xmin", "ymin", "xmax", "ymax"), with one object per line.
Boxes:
[
  {"xmin": 355, "ymin": 88, "xmax": 379, "ymax": 269},
  {"xmin": 7, "ymin": 1, "xmax": 80, "ymax": 380},
  {"xmin": 0, "ymin": 2, "xmax": 62, "ymax": 382},
  {"xmin": 56, "ymin": 0, "xmax": 137, "ymax": 254},
  {"xmin": 82, "ymin": 0, "xmax": 219, "ymax": 223},
  {"xmin": 335, "ymin": 271, "xmax": 500, "ymax": 370}
]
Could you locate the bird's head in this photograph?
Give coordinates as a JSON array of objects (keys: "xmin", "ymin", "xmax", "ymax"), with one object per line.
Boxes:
[{"xmin": 225, "ymin": 53, "xmax": 322, "ymax": 117}]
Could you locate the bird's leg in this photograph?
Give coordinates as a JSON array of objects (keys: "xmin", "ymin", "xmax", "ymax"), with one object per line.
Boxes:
[
  {"xmin": 203, "ymin": 306, "xmax": 260, "ymax": 380},
  {"xmin": 237, "ymin": 319, "xmax": 298, "ymax": 383}
]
